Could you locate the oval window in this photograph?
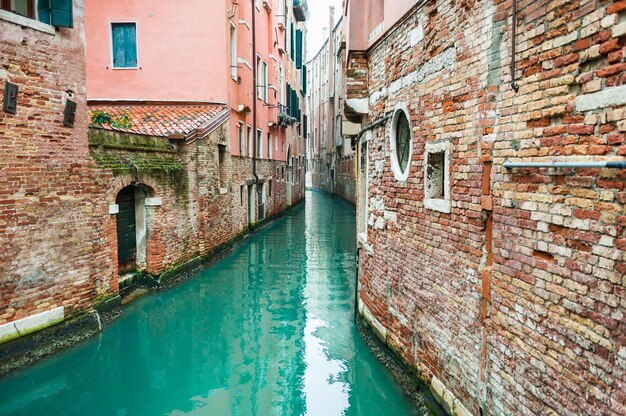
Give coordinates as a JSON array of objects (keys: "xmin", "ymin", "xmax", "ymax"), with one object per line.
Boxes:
[{"xmin": 395, "ymin": 111, "xmax": 411, "ymax": 173}]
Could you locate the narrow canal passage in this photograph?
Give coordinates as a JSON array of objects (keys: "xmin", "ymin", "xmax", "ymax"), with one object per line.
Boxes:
[{"xmin": 0, "ymin": 191, "xmax": 425, "ymax": 416}]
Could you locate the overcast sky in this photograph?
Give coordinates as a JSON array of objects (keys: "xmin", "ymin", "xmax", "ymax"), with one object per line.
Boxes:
[{"xmin": 306, "ymin": 0, "xmax": 343, "ymax": 61}]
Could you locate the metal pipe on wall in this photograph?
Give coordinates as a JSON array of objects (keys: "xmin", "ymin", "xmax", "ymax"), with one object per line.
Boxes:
[
  {"xmin": 252, "ymin": 0, "xmax": 260, "ymax": 217},
  {"xmin": 504, "ymin": 160, "xmax": 626, "ymax": 169},
  {"xmin": 511, "ymin": 0, "xmax": 519, "ymax": 92}
]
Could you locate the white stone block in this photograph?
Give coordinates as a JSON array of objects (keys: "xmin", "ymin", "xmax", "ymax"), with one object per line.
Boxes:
[
  {"xmin": 575, "ymin": 85, "xmax": 626, "ymax": 112},
  {"xmin": 13, "ymin": 307, "xmax": 64, "ymax": 337},
  {"xmin": 0, "ymin": 322, "xmax": 18, "ymax": 344},
  {"xmin": 410, "ymin": 24, "xmax": 424, "ymax": 46},
  {"xmin": 145, "ymin": 197, "xmax": 163, "ymax": 207}
]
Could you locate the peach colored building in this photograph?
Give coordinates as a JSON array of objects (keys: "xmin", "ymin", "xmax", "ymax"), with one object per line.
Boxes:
[{"xmin": 85, "ymin": 0, "xmax": 307, "ymax": 203}]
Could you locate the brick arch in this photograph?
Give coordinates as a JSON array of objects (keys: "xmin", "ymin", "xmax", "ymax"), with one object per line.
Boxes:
[
  {"xmin": 110, "ymin": 176, "xmax": 158, "ymax": 203},
  {"xmin": 108, "ymin": 179, "xmax": 162, "ymax": 287}
]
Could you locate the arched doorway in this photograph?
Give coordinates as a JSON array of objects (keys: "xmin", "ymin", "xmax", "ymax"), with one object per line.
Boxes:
[
  {"xmin": 286, "ymin": 145, "xmax": 292, "ymax": 205},
  {"xmin": 115, "ymin": 184, "xmax": 151, "ymax": 273}
]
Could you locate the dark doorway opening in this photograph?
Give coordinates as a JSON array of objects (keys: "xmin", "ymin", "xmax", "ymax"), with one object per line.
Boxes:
[{"xmin": 116, "ymin": 186, "xmax": 137, "ymax": 273}]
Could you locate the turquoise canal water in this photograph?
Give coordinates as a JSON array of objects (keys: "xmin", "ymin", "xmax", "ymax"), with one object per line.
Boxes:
[{"xmin": 0, "ymin": 191, "xmax": 427, "ymax": 416}]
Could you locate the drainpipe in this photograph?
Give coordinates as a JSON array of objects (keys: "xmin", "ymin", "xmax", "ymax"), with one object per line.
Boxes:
[
  {"xmin": 511, "ymin": 0, "xmax": 519, "ymax": 92},
  {"xmin": 504, "ymin": 160, "xmax": 626, "ymax": 169},
  {"xmin": 252, "ymin": 0, "xmax": 260, "ymax": 216}
]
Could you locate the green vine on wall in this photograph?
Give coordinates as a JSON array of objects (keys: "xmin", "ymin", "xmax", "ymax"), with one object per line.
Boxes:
[{"xmin": 90, "ymin": 110, "xmax": 133, "ymax": 129}]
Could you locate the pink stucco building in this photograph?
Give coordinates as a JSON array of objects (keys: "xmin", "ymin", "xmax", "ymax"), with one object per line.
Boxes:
[{"xmin": 85, "ymin": 0, "xmax": 307, "ymax": 196}]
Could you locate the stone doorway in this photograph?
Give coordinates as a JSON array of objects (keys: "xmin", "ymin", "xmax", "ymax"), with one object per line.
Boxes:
[{"xmin": 115, "ymin": 185, "xmax": 150, "ymax": 273}]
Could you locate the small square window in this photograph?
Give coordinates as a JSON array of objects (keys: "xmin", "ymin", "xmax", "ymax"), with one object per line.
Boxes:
[
  {"xmin": 426, "ymin": 151, "xmax": 445, "ymax": 199},
  {"xmin": 424, "ymin": 141, "xmax": 451, "ymax": 214}
]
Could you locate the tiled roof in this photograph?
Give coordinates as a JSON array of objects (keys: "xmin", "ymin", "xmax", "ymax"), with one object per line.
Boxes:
[{"xmin": 88, "ymin": 103, "xmax": 227, "ymax": 138}]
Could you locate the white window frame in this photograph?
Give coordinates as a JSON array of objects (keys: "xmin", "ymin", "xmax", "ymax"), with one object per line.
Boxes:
[
  {"xmin": 230, "ymin": 22, "xmax": 237, "ymax": 80},
  {"xmin": 424, "ymin": 140, "xmax": 452, "ymax": 214},
  {"xmin": 238, "ymin": 122, "xmax": 245, "ymax": 156},
  {"xmin": 389, "ymin": 102, "xmax": 413, "ymax": 182},
  {"xmin": 110, "ymin": 21, "xmax": 139, "ymax": 70},
  {"xmin": 267, "ymin": 132, "xmax": 273, "ymax": 159},
  {"xmin": 257, "ymin": 129, "xmax": 263, "ymax": 159},
  {"xmin": 256, "ymin": 55, "xmax": 263, "ymax": 100},
  {"xmin": 263, "ymin": 60, "xmax": 268, "ymax": 103},
  {"xmin": 247, "ymin": 125, "xmax": 253, "ymax": 157}
]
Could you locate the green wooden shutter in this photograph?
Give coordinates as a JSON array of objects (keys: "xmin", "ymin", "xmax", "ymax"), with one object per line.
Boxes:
[
  {"xmin": 295, "ymin": 29, "xmax": 303, "ymax": 69},
  {"xmin": 301, "ymin": 64, "xmax": 307, "ymax": 94},
  {"xmin": 38, "ymin": 0, "xmax": 73, "ymax": 28},
  {"xmin": 112, "ymin": 23, "xmax": 137, "ymax": 68},
  {"xmin": 290, "ymin": 23, "xmax": 294, "ymax": 59}
]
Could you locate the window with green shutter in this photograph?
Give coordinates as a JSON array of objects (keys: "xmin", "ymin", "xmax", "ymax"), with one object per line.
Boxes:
[
  {"xmin": 111, "ymin": 23, "xmax": 138, "ymax": 68},
  {"xmin": 295, "ymin": 29, "xmax": 302, "ymax": 69},
  {"xmin": 37, "ymin": 0, "xmax": 73, "ymax": 28},
  {"xmin": 290, "ymin": 22, "xmax": 294, "ymax": 59}
]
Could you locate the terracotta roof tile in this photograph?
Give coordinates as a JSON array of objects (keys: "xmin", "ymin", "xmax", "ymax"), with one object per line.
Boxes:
[{"xmin": 88, "ymin": 104, "xmax": 227, "ymax": 138}]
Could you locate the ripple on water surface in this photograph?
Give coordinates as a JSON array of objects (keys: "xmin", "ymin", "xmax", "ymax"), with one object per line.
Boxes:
[{"xmin": 0, "ymin": 191, "xmax": 429, "ymax": 416}]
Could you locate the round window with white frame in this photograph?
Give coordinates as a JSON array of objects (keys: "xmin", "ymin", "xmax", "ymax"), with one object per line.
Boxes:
[{"xmin": 389, "ymin": 103, "xmax": 413, "ymax": 181}]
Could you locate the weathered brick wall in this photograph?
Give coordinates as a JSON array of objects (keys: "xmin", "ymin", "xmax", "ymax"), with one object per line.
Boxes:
[
  {"xmin": 0, "ymin": 3, "xmax": 105, "ymax": 325},
  {"xmin": 356, "ymin": 0, "xmax": 626, "ymax": 414},
  {"xmin": 336, "ymin": 156, "xmax": 356, "ymax": 203},
  {"xmin": 90, "ymin": 122, "xmax": 291, "ymax": 284},
  {"xmin": 488, "ymin": 0, "xmax": 626, "ymax": 414}
]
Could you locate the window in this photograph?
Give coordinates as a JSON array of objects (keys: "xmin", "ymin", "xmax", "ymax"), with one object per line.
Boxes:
[
  {"xmin": 240, "ymin": 185, "xmax": 244, "ymax": 206},
  {"xmin": 389, "ymin": 103, "xmax": 413, "ymax": 181},
  {"xmin": 1, "ymin": 0, "xmax": 33, "ymax": 18},
  {"xmin": 424, "ymin": 141, "xmax": 451, "ymax": 213},
  {"xmin": 2, "ymin": 0, "xmax": 73, "ymax": 27},
  {"xmin": 257, "ymin": 129, "xmax": 263, "ymax": 158},
  {"xmin": 263, "ymin": 61, "xmax": 268, "ymax": 102},
  {"xmin": 218, "ymin": 144, "xmax": 228, "ymax": 189},
  {"xmin": 111, "ymin": 22, "xmax": 138, "ymax": 68},
  {"xmin": 238, "ymin": 122, "xmax": 245, "ymax": 156},
  {"xmin": 247, "ymin": 125, "xmax": 253, "ymax": 157},
  {"xmin": 267, "ymin": 133, "xmax": 272, "ymax": 159},
  {"xmin": 269, "ymin": 179, "xmax": 272, "ymax": 197},
  {"xmin": 230, "ymin": 22, "xmax": 237, "ymax": 80},
  {"xmin": 256, "ymin": 56, "xmax": 263, "ymax": 99}
]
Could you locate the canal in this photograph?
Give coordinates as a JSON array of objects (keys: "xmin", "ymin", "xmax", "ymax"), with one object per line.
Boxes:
[{"xmin": 0, "ymin": 191, "xmax": 433, "ymax": 415}]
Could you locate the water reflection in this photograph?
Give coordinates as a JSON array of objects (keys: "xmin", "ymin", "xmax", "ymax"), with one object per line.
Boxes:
[{"xmin": 0, "ymin": 191, "xmax": 417, "ymax": 416}]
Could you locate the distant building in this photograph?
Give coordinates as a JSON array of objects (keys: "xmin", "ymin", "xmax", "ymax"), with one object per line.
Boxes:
[
  {"xmin": 306, "ymin": 7, "xmax": 355, "ymax": 203},
  {"xmin": 345, "ymin": 0, "xmax": 626, "ymax": 415}
]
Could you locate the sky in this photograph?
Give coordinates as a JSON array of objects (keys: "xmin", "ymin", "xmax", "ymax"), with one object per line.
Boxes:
[{"xmin": 306, "ymin": 0, "xmax": 344, "ymax": 61}]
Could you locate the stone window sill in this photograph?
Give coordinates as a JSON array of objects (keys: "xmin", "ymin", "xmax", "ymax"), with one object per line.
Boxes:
[
  {"xmin": 0, "ymin": 9, "xmax": 55, "ymax": 35},
  {"xmin": 424, "ymin": 198, "xmax": 451, "ymax": 214}
]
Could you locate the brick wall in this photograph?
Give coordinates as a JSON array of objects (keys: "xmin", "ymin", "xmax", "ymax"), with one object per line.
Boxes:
[
  {"xmin": 90, "ymin": 122, "xmax": 292, "ymax": 284},
  {"xmin": 355, "ymin": 0, "xmax": 626, "ymax": 414},
  {"xmin": 0, "ymin": 2, "xmax": 104, "ymax": 325}
]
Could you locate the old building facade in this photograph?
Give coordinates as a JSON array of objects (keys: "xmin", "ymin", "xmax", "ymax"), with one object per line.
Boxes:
[
  {"xmin": 1, "ymin": 0, "xmax": 309, "ymax": 370},
  {"xmin": 306, "ymin": 8, "xmax": 357, "ymax": 203},
  {"xmin": 345, "ymin": 0, "xmax": 626, "ymax": 414}
]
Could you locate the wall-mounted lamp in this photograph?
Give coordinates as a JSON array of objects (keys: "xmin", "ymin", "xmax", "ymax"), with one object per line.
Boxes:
[
  {"xmin": 63, "ymin": 100, "xmax": 76, "ymax": 127},
  {"xmin": 3, "ymin": 82, "xmax": 18, "ymax": 114}
]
